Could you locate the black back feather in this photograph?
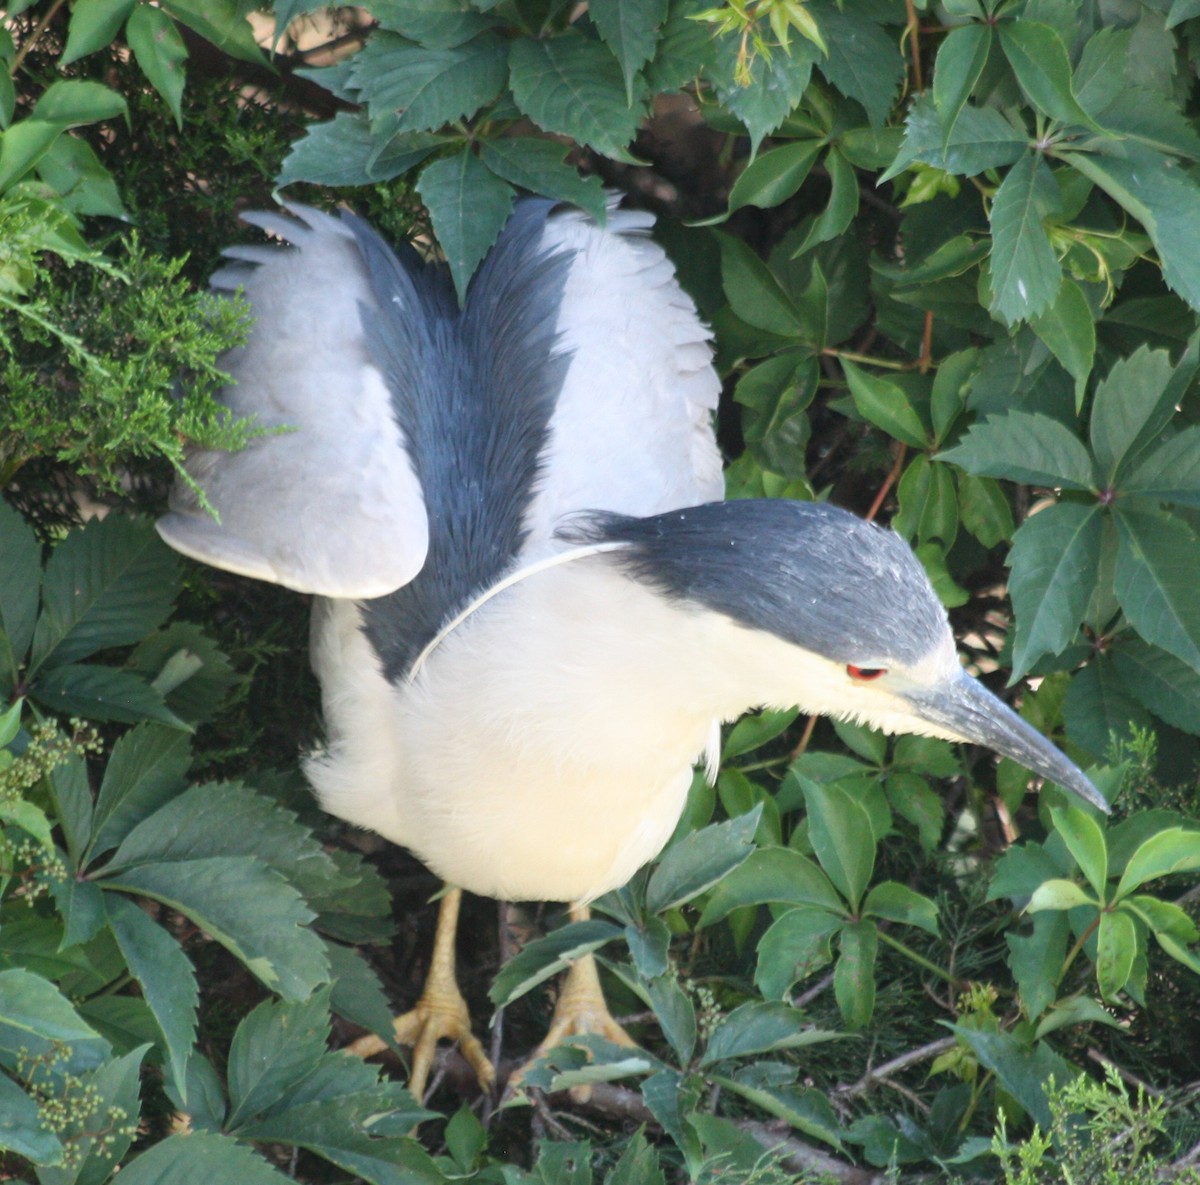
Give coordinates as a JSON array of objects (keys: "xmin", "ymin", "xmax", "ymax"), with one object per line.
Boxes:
[{"xmin": 350, "ymin": 200, "xmax": 574, "ymax": 681}]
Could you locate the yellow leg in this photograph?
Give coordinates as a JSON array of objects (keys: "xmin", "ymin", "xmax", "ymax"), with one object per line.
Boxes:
[
  {"xmin": 508, "ymin": 904, "xmax": 637, "ymax": 1099},
  {"xmin": 347, "ymin": 887, "xmax": 495, "ymax": 1100},
  {"xmin": 537, "ymin": 905, "xmax": 638, "ymax": 1050}
]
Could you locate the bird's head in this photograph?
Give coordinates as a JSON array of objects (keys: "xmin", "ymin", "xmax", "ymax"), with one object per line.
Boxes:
[{"xmin": 568, "ymin": 499, "xmax": 1109, "ymax": 814}]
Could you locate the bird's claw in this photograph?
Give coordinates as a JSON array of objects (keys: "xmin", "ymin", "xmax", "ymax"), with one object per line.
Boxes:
[
  {"xmin": 347, "ymin": 989, "xmax": 495, "ymax": 1102},
  {"xmin": 506, "ymin": 953, "xmax": 637, "ymax": 1103}
]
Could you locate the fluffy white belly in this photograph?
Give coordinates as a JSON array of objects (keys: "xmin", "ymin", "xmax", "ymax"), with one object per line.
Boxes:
[{"xmin": 305, "ymin": 577, "xmax": 721, "ymax": 903}]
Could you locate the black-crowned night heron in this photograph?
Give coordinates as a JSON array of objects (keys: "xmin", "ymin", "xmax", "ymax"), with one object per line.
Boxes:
[{"xmin": 158, "ymin": 197, "xmax": 1108, "ymax": 1099}]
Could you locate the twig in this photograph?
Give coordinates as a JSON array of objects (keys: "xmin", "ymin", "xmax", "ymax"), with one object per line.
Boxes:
[
  {"xmin": 834, "ymin": 1036, "xmax": 957, "ymax": 1101},
  {"xmin": 865, "ymin": 441, "xmax": 908, "ymax": 523},
  {"xmin": 736, "ymin": 1121, "xmax": 889, "ymax": 1184},
  {"xmin": 11, "ymin": 0, "xmax": 68, "ymax": 72},
  {"xmin": 1086, "ymin": 1048, "xmax": 1164, "ymax": 1098},
  {"xmin": 792, "ymin": 970, "xmax": 833, "ymax": 1008}
]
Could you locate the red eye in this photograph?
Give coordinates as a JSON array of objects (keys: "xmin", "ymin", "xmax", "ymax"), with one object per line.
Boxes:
[{"xmin": 847, "ymin": 665, "xmax": 887, "ymax": 681}]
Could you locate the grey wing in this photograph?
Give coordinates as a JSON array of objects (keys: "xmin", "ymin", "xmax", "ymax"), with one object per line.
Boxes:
[
  {"xmin": 157, "ymin": 205, "xmax": 428, "ymax": 598},
  {"xmin": 519, "ymin": 198, "xmax": 723, "ymax": 558}
]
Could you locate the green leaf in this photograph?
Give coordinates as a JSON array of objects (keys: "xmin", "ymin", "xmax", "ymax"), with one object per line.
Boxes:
[
  {"xmin": 0, "ymin": 499, "xmax": 40, "ymax": 685},
  {"xmin": 735, "ymin": 351, "xmax": 816, "ymax": 477},
  {"xmin": 834, "ymin": 920, "xmax": 877, "ymax": 1029},
  {"xmin": 477, "ymin": 138, "xmax": 607, "ymax": 222},
  {"xmin": 1113, "ymin": 506, "xmax": 1200, "ymax": 673},
  {"xmin": 33, "ymin": 663, "xmax": 187, "ymax": 728},
  {"xmin": 1008, "ymin": 502, "xmax": 1103, "ymax": 677},
  {"xmin": 61, "ymin": 0, "xmax": 136, "ymax": 65},
  {"xmin": 32, "ymin": 79, "xmax": 128, "ymax": 125},
  {"xmin": 129, "ymin": 621, "xmax": 238, "ymax": 726},
  {"xmin": 489, "ymin": 919, "xmax": 621, "ymax": 1007},
  {"xmin": 728, "ymin": 139, "xmax": 823, "ymax": 213},
  {"xmin": 988, "ymin": 153, "xmax": 1062, "ymax": 324},
  {"xmin": 1113, "ymin": 638, "xmax": 1200, "ymax": 735},
  {"xmin": 589, "ymin": 0, "xmax": 667, "ymax": 102},
  {"xmin": 0, "ymin": 119, "xmax": 64, "ymax": 193},
  {"xmin": 893, "ymin": 454, "xmax": 959, "ymax": 547},
  {"xmin": 0, "ymin": 1073, "xmax": 62, "ymax": 1164},
  {"xmin": 791, "ymin": 146, "xmax": 859, "ymax": 257},
  {"xmin": 862, "ymin": 881, "xmax": 939, "ymax": 935},
  {"xmin": 645, "ymin": 974, "xmax": 696, "ymax": 1066},
  {"xmin": 161, "ymin": 0, "xmax": 264, "ymax": 66},
  {"xmin": 700, "ymin": 1002, "xmax": 837, "ymax": 1066},
  {"xmin": 0, "ymin": 968, "xmax": 101, "ymax": 1042},
  {"xmin": 106, "ymin": 894, "xmax": 197, "ymax": 1102},
  {"xmin": 102, "ymin": 857, "xmax": 327, "ymax": 999},
  {"xmin": 324, "ymin": 942, "xmax": 398, "ymax": 1045},
  {"xmin": 957, "ymin": 474, "xmax": 1015, "ymax": 548},
  {"xmin": 509, "ymin": 33, "xmax": 645, "ymax": 159},
  {"xmin": 803, "ymin": 781, "xmax": 874, "ymax": 910},
  {"xmin": 697, "ymin": 846, "xmax": 843, "ymax": 927},
  {"xmin": 1122, "ymin": 424, "xmax": 1200, "ymax": 507},
  {"xmin": 710, "ymin": 32, "xmax": 817, "ymax": 153},
  {"xmin": 755, "ymin": 907, "xmax": 843, "ymax": 999},
  {"xmin": 116, "ymin": 1132, "xmax": 293, "ymax": 1184},
  {"xmin": 1007, "ymin": 912, "xmax": 1069, "ymax": 1020},
  {"xmin": 999, "ymin": 22, "xmax": 1097, "ymax": 128},
  {"xmin": 1115, "ymin": 827, "xmax": 1200, "ymax": 898},
  {"xmin": 885, "ymin": 770, "xmax": 945, "ymax": 852},
  {"xmin": 939, "ymin": 410, "xmax": 1095, "ymax": 489},
  {"xmin": 1097, "ymin": 908, "xmax": 1137, "ymax": 1000},
  {"xmin": 718, "ymin": 234, "xmax": 804, "ymax": 336},
  {"xmin": 1062, "ymin": 144, "xmax": 1200, "ymax": 314},
  {"xmin": 625, "ymin": 916, "xmax": 671, "ymax": 980},
  {"xmin": 950, "ymin": 1026, "xmax": 1072, "ymax": 1128},
  {"xmin": 29, "ymin": 515, "xmax": 179, "ymax": 675},
  {"xmin": 933, "ymin": 23, "xmax": 993, "ymax": 148},
  {"xmin": 811, "ymin": 1, "xmax": 903, "ymax": 128},
  {"xmin": 354, "ymin": 31, "xmax": 507, "ymax": 133},
  {"xmin": 882, "ymin": 93, "xmax": 1026, "ymax": 182},
  {"xmin": 279, "ymin": 113, "xmax": 443, "ymax": 187},
  {"xmin": 1063, "ymin": 655, "xmax": 1152, "ymax": 760},
  {"xmin": 127, "ymin": 4, "xmax": 189, "ymax": 127},
  {"xmin": 1074, "ymin": 25, "xmax": 1130, "ymax": 115},
  {"xmin": 37, "ymin": 134, "xmax": 127, "ymax": 218},
  {"xmin": 106, "ymin": 779, "xmax": 347, "ymax": 914},
  {"xmin": 1026, "ymin": 877, "xmax": 1097, "ymax": 911},
  {"xmin": 714, "ymin": 1075, "xmax": 843, "ymax": 1152},
  {"xmin": 607, "ymin": 1130, "xmax": 666, "ymax": 1185},
  {"xmin": 417, "ymin": 149, "xmax": 515, "ymax": 304},
  {"xmin": 89, "ymin": 723, "xmax": 190, "ymax": 861},
  {"xmin": 372, "ymin": 0, "xmax": 499, "ymax": 49},
  {"xmin": 1089, "ymin": 345, "xmax": 1176, "ymax": 484},
  {"xmin": 44, "ymin": 1045, "xmax": 146, "ymax": 1183},
  {"xmin": 1029, "ymin": 277, "xmax": 1095, "ymax": 407},
  {"xmin": 1124, "ymin": 894, "xmax": 1198, "ymax": 943},
  {"xmin": 1050, "ymin": 805, "xmax": 1108, "ymax": 897},
  {"xmin": 46, "ymin": 752, "xmax": 94, "ymax": 869},
  {"xmin": 722, "ymin": 707, "xmax": 800, "ymax": 761},
  {"xmin": 226, "ymin": 992, "xmax": 331, "ymax": 1127},
  {"xmin": 841, "ymin": 358, "xmax": 928, "ymax": 447},
  {"xmin": 645, "ymin": 807, "xmax": 761, "ymax": 914}
]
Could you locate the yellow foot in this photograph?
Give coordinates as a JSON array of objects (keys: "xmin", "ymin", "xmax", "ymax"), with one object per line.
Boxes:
[
  {"xmin": 348, "ymin": 990, "xmax": 495, "ymax": 1101},
  {"xmin": 345, "ymin": 887, "xmax": 495, "ymax": 1101},
  {"xmin": 509, "ymin": 910, "xmax": 639, "ymax": 1102},
  {"xmin": 536, "ymin": 952, "xmax": 638, "ymax": 1054}
]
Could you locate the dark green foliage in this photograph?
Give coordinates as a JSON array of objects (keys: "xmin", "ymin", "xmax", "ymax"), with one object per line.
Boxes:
[{"xmin": 5, "ymin": 0, "xmax": 1200, "ymax": 1180}]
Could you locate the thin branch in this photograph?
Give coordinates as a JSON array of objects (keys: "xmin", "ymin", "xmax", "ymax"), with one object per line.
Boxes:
[
  {"xmin": 11, "ymin": 0, "xmax": 68, "ymax": 72},
  {"xmin": 835, "ymin": 1036, "xmax": 957, "ymax": 1101},
  {"xmin": 865, "ymin": 441, "xmax": 908, "ymax": 523}
]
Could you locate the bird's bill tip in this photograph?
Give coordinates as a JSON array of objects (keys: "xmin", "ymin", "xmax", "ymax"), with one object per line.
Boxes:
[{"xmin": 908, "ymin": 672, "xmax": 1111, "ymax": 814}]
